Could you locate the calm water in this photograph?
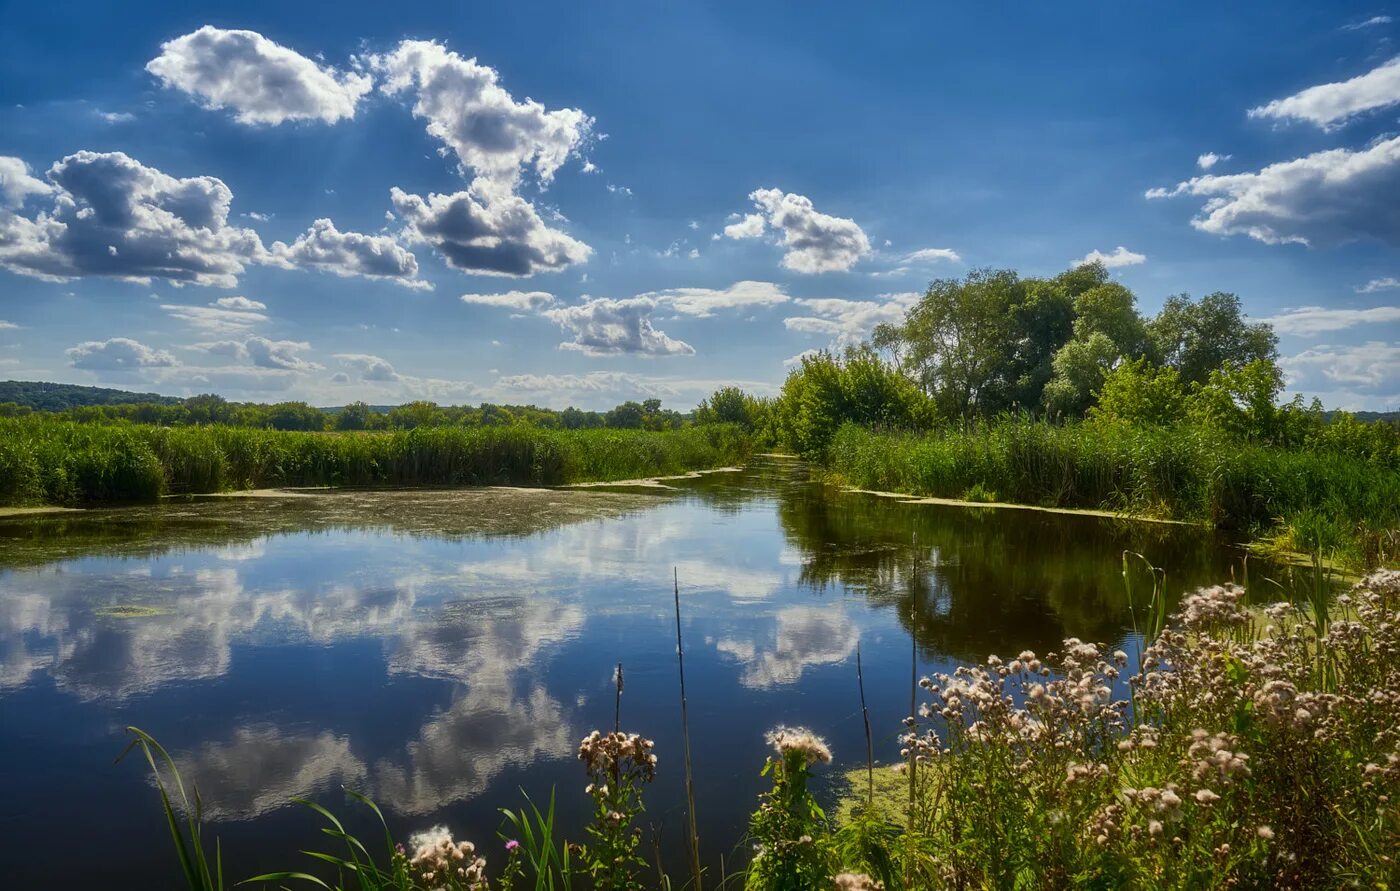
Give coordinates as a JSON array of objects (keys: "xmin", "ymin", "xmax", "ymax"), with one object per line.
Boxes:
[{"xmin": 0, "ymin": 459, "xmax": 1296, "ymax": 887}]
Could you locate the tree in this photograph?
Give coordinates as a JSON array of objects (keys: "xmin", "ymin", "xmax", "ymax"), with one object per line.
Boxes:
[
  {"xmin": 1042, "ymin": 276, "xmax": 1153, "ymax": 417},
  {"xmin": 605, "ymin": 401, "xmax": 645, "ymax": 429},
  {"xmin": 1088, "ymin": 357, "xmax": 1187, "ymax": 427},
  {"xmin": 1150, "ymin": 292, "xmax": 1278, "ymax": 387},
  {"xmin": 695, "ymin": 386, "xmax": 754, "ymax": 426},
  {"xmin": 335, "ymin": 401, "xmax": 372, "ymax": 431}
]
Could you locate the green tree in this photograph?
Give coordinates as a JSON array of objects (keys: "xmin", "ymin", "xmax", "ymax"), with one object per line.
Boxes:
[
  {"xmin": 335, "ymin": 401, "xmax": 372, "ymax": 430},
  {"xmin": 1089, "ymin": 357, "xmax": 1187, "ymax": 427},
  {"xmin": 1150, "ymin": 291, "xmax": 1278, "ymax": 386},
  {"xmin": 1043, "ymin": 273, "xmax": 1153, "ymax": 417}
]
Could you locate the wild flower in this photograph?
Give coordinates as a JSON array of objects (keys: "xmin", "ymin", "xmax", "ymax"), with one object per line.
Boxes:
[
  {"xmin": 406, "ymin": 826, "xmax": 489, "ymax": 890},
  {"xmin": 576, "ymin": 730, "xmax": 657, "ymax": 890},
  {"xmin": 765, "ymin": 726, "xmax": 833, "ymax": 766},
  {"xmin": 833, "ymin": 873, "xmax": 884, "ymax": 890}
]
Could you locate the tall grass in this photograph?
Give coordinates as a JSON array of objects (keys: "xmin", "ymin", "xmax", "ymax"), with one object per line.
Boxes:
[
  {"xmin": 827, "ymin": 420, "xmax": 1400, "ymax": 568},
  {"xmin": 0, "ymin": 416, "xmax": 750, "ymax": 505}
]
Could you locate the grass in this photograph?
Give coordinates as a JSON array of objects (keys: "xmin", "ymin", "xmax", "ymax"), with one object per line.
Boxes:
[
  {"xmin": 0, "ymin": 416, "xmax": 751, "ymax": 506},
  {"xmin": 826, "ymin": 420, "xmax": 1400, "ymax": 569}
]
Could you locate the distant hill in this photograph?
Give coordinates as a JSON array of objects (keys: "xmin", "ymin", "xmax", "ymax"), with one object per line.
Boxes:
[
  {"xmin": 0, "ymin": 381, "xmax": 183, "ymax": 411},
  {"xmin": 1352, "ymin": 410, "xmax": 1400, "ymax": 424}
]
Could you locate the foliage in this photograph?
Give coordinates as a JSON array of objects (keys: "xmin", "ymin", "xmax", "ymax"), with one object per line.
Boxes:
[
  {"xmin": 575, "ymin": 731, "xmax": 657, "ymax": 890},
  {"xmin": 773, "ymin": 349, "xmax": 934, "ymax": 456},
  {"xmin": 826, "ymin": 420, "xmax": 1400, "ymax": 570},
  {"xmin": 746, "ymin": 728, "xmax": 839, "ymax": 891},
  {"xmin": 0, "ymin": 415, "xmax": 751, "ymax": 505}
]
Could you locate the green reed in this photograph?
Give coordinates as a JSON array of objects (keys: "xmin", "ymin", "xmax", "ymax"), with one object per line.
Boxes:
[
  {"xmin": 0, "ymin": 416, "xmax": 751, "ymax": 505},
  {"xmin": 826, "ymin": 420, "xmax": 1400, "ymax": 569}
]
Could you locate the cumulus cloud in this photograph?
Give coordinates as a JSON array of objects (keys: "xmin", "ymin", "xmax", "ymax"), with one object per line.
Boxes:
[
  {"xmin": 272, "ymin": 218, "xmax": 428, "ymax": 289},
  {"xmin": 190, "ymin": 336, "xmax": 321, "ymax": 371},
  {"xmin": 1197, "ymin": 152, "xmax": 1231, "ymax": 170},
  {"xmin": 1146, "ymin": 135, "xmax": 1400, "ymax": 246},
  {"xmin": 66, "ymin": 337, "xmax": 176, "ymax": 370},
  {"xmin": 544, "ymin": 297, "xmax": 694, "ymax": 357},
  {"xmin": 371, "ymin": 40, "xmax": 591, "ymax": 195},
  {"xmin": 1249, "ymin": 56, "xmax": 1400, "ymax": 129},
  {"xmin": 1261, "ymin": 305, "xmax": 1400, "ymax": 334},
  {"xmin": 162, "ymin": 298, "xmax": 269, "ymax": 334},
  {"xmin": 336, "ymin": 353, "xmax": 400, "ymax": 381},
  {"xmin": 1358, "ymin": 276, "xmax": 1400, "ymax": 292},
  {"xmin": 0, "ymin": 151, "xmax": 268, "ymax": 286},
  {"xmin": 1281, "ymin": 341, "xmax": 1399, "ymax": 389},
  {"xmin": 460, "ymin": 290, "xmax": 557, "ymax": 312},
  {"xmin": 641, "ymin": 280, "xmax": 790, "ymax": 318},
  {"xmin": 214, "ymin": 295, "xmax": 266, "ymax": 311},
  {"xmin": 723, "ymin": 188, "xmax": 870, "ymax": 273},
  {"xmin": 390, "ymin": 187, "xmax": 590, "ymax": 277},
  {"xmin": 146, "ymin": 26, "xmax": 372, "ymax": 125},
  {"xmin": 0, "ymin": 156, "xmax": 51, "ymax": 207},
  {"xmin": 1075, "ymin": 245, "xmax": 1147, "ymax": 268},
  {"xmin": 783, "ymin": 292, "xmax": 919, "ymax": 348},
  {"xmin": 722, "ymin": 213, "xmax": 765, "ymax": 240},
  {"xmin": 0, "ymin": 320, "xmax": 16, "ymax": 330}
]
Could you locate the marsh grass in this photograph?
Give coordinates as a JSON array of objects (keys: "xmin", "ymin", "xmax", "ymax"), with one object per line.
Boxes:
[
  {"xmin": 0, "ymin": 417, "xmax": 750, "ymax": 505},
  {"xmin": 828, "ymin": 421, "xmax": 1400, "ymax": 570}
]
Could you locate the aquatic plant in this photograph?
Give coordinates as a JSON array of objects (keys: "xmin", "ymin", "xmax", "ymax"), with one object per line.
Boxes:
[{"xmin": 0, "ymin": 416, "xmax": 750, "ymax": 505}]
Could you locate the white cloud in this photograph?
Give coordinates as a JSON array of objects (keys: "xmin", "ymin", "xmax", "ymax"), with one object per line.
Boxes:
[
  {"xmin": 0, "ymin": 151, "xmax": 269, "ymax": 287},
  {"xmin": 544, "ymin": 296, "xmax": 694, "ymax": 357},
  {"xmin": 460, "ymin": 290, "xmax": 557, "ymax": 312},
  {"xmin": 722, "ymin": 213, "xmax": 765, "ymax": 240},
  {"xmin": 271, "ymin": 218, "xmax": 428, "ymax": 289},
  {"xmin": 146, "ymin": 26, "xmax": 371, "ymax": 125},
  {"xmin": 783, "ymin": 349, "xmax": 819, "ymax": 368},
  {"xmin": 724, "ymin": 189, "xmax": 871, "ymax": 273},
  {"xmin": 335, "ymin": 353, "xmax": 400, "ymax": 382},
  {"xmin": 1197, "ymin": 152, "xmax": 1231, "ymax": 170},
  {"xmin": 494, "ymin": 370, "xmax": 681, "ymax": 397},
  {"xmin": 642, "ymin": 280, "xmax": 790, "ymax": 318},
  {"xmin": 1146, "ymin": 135, "xmax": 1400, "ymax": 246},
  {"xmin": 1075, "ymin": 245, "xmax": 1147, "ymax": 268},
  {"xmin": 0, "ymin": 320, "xmax": 17, "ymax": 330},
  {"xmin": 1281, "ymin": 341, "xmax": 1399, "ymax": 388},
  {"xmin": 1357, "ymin": 276, "xmax": 1400, "ymax": 292},
  {"xmin": 214, "ymin": 296, "xmax": 266, "ymax": 311},
  {"xmin": 0, "ymin": 156, "xmax": 51, "ymax": 207},
  {"xmin": 67, "ymin": 337, "xmax": 176, "ymax": 370},
  {"xmin": 371, "ymin": 40, "xmax": 591, "ymax": 195},
  {"xmin": 96, "ymin": 110, "xmax": 136, "ymax": 124},
  {"xmin": 390, "ymin": 187, "xmax": 591, "ymax": 277},
  {"xmin": 1342, "ymin": 15, "xmax": 1392, "ymax": 30},
  {"xmin": 903, "ymin": 247, "xmax": 961, "ymax": 264},
  {"xmin": 1248, "ymin": 56, "xmax": 1400, "ymax": 129},
  {"xmin": 1261, "ymin": 305, "xmax": 1400, "ymax": 334},
  {"xmin": 783, "ymin": 292, "xmax": 919, "ymax": 348},
  {"xmin": 162, "ymin": 299, "xmax": 268, "ymax": 334},
  {"xmin": 190, "ymin": 336, "xmax": 321, "ymax": 371}
]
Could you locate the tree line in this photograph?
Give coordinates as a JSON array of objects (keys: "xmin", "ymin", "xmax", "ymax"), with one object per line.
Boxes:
[
  {"xmin": 697, "ymin": 262, "xmax": 1398, "ymax": 464},
  {"xmin": 0, "ymin": 394, "xmax": 690, "ymax": 432}
]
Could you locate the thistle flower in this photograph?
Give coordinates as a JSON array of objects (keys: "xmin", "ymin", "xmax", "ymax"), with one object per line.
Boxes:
[
  {"xmin": 765, "ymin": 726, "xmax": 832, "ymax": 766},
  {"xmin": 834, "ymin": 873, "xmax": 885, "ymax": 890}
]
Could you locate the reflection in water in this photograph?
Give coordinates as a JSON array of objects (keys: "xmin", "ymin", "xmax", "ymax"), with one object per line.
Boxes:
[
  {"xmin": 0, "ymin": 459, "xmax": 1296, "ymax": 887},
  {"xmin": 172, "ymin": 727, "xmax": 367, "ymax": 821},
  {"xmin": 714, "ymin": 605, "xmax": 858, "ymax": 688}
]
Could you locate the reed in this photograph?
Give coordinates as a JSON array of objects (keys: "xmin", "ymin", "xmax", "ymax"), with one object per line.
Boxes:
[
  {"xmin": 826, "ymin": 420, "xmax": 1400, "ymax": 569},
  {"xmin": 0, "ymin": 416, "xmax": 751, "ymax": 506}
]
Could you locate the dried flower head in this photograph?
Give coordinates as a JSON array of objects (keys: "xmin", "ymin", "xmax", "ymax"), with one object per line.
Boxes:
[{"xmin": 765, "ymin": 726, "xmax": 832, "ymax": 766}]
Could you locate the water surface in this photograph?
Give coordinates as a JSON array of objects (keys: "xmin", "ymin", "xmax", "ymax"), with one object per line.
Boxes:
[{"xmin": 0, "ymin": 459, "xmax": 1299, "ymax": 887}]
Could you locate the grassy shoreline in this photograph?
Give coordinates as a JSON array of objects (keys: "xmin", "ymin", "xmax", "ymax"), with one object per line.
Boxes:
[
  {"xmin": 0, "ymin": 416, "xmax": 751, "ymax": 506},
  {"xmin": 825, "ymin": 421, "xmax": 1400, "ymax": 569}
]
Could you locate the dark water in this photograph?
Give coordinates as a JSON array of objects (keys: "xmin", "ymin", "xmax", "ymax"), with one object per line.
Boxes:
[{"xmin": 0, "ymin": 459, "xmax": 1302, "ymax": 887}]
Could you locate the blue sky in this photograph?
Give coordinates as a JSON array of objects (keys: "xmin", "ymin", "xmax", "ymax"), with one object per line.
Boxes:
[{"xmin": 1, "ymin": 1, "xmax": 1397, "ymax": 410}]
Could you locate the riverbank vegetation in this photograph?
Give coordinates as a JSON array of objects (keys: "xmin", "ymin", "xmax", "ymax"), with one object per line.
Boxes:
[
  {"xmin": 697, "ymin": 263, "xmax": 1400, "ymax": 569},
  {"xmin": 0, "ymin": 417, "xmax": 749, "ymax": 505},
  {"xmin": 132, "ymin": 569, "xmax": 1400, "ymax": 888}
]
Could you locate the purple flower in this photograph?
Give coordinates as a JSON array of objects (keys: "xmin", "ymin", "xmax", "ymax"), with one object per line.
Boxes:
[{"xmin": 505, "ymin": 839, "xmax": 520, "ymax": 852}]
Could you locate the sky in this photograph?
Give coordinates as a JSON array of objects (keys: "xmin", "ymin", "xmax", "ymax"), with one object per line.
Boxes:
[{"xmin": 0, "ymin": 1, "xmax": 1398, "ymax": 411}]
